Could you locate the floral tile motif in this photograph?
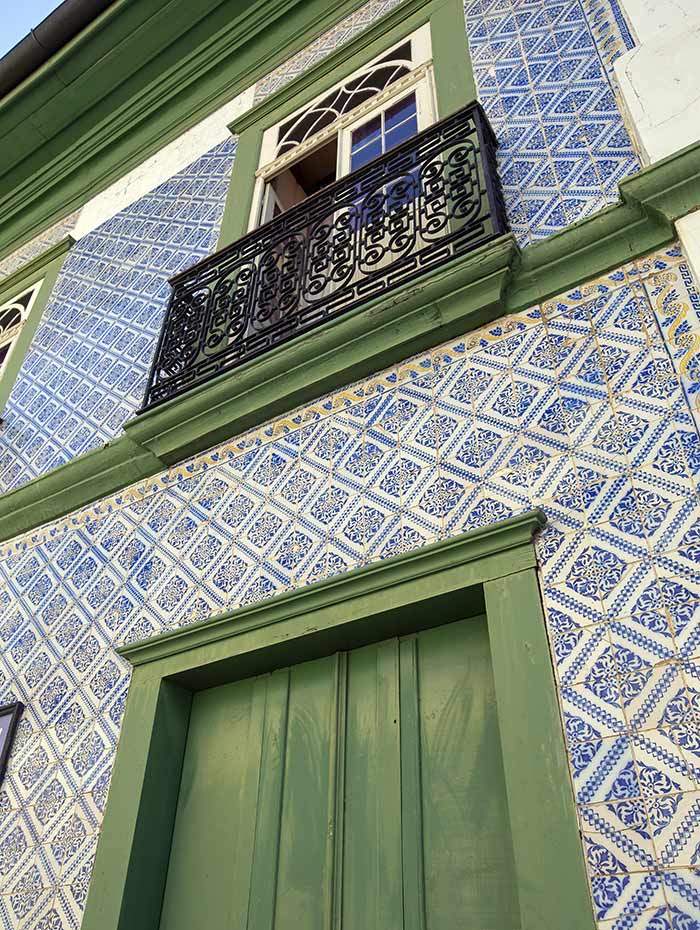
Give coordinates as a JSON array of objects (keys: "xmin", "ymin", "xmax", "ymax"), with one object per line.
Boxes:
[
  {"xmin": 0, "ymin": 242, "xmax": 696, "ymax": 927},
  {"xmin": 0, "ymin": 140, "xmax": 236, "ymax": 496}
]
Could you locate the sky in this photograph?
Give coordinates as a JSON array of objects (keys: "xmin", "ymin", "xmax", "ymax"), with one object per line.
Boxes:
[{"xmin": 1, "ymin": 1, "xmax": 63, "ymax": 58}]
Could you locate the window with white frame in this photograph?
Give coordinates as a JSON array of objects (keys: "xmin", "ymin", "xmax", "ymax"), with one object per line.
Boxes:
[
  {"xmin": 251, "ymin": 24, "xmax": 436, "ymax": 229},
  {"xmin": 0, "ymin": 281, "xmax": 43, "ymax": 376}
]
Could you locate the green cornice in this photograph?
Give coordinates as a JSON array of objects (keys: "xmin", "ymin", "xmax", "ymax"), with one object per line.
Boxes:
[
  {"xmin": 0, "ymin": 436, "xmax": 162, "ymax": 541},
  {"xmin": 0, "ymin": 138, "xmax": 698, "ymax": 546},
  {"xmin": 119, "ymin": 509, "xmax": 546, "ymax": 670},
  {"xmin": 0, "ymin": 0, "xmax": 379, "ymax": 261},
  {"xmin": 0, "ymin": 236, "xmax": 74, "ymax": 303}
]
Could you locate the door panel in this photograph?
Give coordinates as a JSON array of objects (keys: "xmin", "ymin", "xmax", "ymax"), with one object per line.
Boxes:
[
  {"xmin": 159, "ymin": 614, "xmax": 518, "ymax": 930},
  {"xmin": 417, "ymin": 620, "xmax": 519, "ymax": 930}
]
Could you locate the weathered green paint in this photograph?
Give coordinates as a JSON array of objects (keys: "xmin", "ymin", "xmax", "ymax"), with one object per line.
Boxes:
[
  {"xmin": 157, "ymin": 615, "xmax": 518, "ymax": 930},
  {"xmin": 82, "ymin": 676, "xmax": 191, "ymax": 930},
  {"xmin": 157, "ymin": 674, "xmax": 266, "ymax": 930},
  {"xmin": 0, "ymin": 237, "xmax": 73, "ymax": 413},
  {"xmin": 82, "ymin": 512, "xmax": 594, "ymax": 930},
  {"xmin": 429, "ymin": 0, "xmax": 477, "ymax": 115},
  {"xmin": 0, "ymin": 0, "xmax": 383, "ymax": 261},
  {"xmin": 218, "ymin": 0, "xmax": 475, "ymax": 250},
  {"xmin": 485, "ymin": 569, "xmax": 594, "ymax": 930}
]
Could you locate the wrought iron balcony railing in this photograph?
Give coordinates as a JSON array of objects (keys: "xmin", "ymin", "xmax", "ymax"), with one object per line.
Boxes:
[{"xmin": 142, "ymin": 102, "xmax": 508, "ymax": 409}]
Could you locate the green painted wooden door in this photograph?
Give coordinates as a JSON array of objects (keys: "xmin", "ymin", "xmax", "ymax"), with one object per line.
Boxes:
[{"xmin": 159, "ymin": 614, "xmax": 520, "ymax": 929}]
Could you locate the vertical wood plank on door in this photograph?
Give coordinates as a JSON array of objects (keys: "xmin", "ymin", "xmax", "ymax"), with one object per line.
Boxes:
[
  {"xmin": 158, "ymin": 676, "xmax": 265, "ymax": 930},
  {"xmin": 275, "ymin": 654, "xmax": 337, "ymax": 930},
  {"xmin": 398, "ymin": 635, "xmax": 427, "ymax": 930},
  {"xmin": 247, "ymin": 669, "xmax": 291, "ymax": 930},
  {"xmin": 417, "ymin": 616, "xmax": 520, "ymax": 930},
  {"xmin": 343, "ymin": 639, "xmax": 404, "ymax": 930}
]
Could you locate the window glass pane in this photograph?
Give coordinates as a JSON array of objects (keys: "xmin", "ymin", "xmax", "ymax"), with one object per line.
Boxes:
[
  {"xmin": 385, "ymin": 114, "xmax": 418, "ymax": 151},
  {"xmin": 385, "ymin": 93, "xmax": 417, "ymax": 131},
  {"xmin": 351, "ymin": 115, "xmax": 381, "ymax": 152},
  {"xmin": 350, "ymin": 137, "xmax": 383, "ymax": 170}
]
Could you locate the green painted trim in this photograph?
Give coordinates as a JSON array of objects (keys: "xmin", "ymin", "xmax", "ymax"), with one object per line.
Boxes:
[
  {"xmin": 0, "ymin": 0, "xmax": 386, "ymax": 262},
  {"xmin": 506, "ymin": 138, "xmax": 700, "ymax": 311},
  {"xmin": 216, "ymin": 124, "xmax": 262, "ymax": 248},
  {"xmin": 81, "ymin": 676, "xmax": 191, "ymax": 930},
  {"xmin": 83, "ymin": 511, "xmax": 593, "ymax": 930},
  {"xmin": 219, "ymin": 0, "xmax": 475, "ymax": 247},
  {"xmin": 0, "ymin": 237, "xmax": 74, "ymax": 413},
  {"xmin": 0, "ymin": 236, "xmax": 73, "ymax": 304},
  {"xmin": 429, "ymin": 0, "xmax": 476, "ymax": 115},
  {"xmin": 0, "ymin": 435, "xmax": 164, "ymax": 542},
  {"xmin": 229, "ymin": 0, "xmax": 434, "ymax": 138},
  {"xmin": 0, "ymin": 137, "xmax": 698, "ymax": 546},
  {"xmin": 485, "ymin": 569, "xmax": 595, "ymax": 930},
  {"xmin": 126, "ymin": 234, "xmax": 517, "ymax": 463},
  {"xmin": 119, "ymin": 509, "xmax": 545, "ymax": 672}
]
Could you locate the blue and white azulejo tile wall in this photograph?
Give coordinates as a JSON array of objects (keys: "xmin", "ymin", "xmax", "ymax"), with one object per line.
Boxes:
[
  {"xmin": 0, "ymin": 139, "xmax": 236, "ymax": 496},
  {"xmin": 0, "ymin": 242, "xmax": 700, "ymax": 929},
  {"xmin": 466, "ymin": 0, "xmax": 640, "ymax": 245}
]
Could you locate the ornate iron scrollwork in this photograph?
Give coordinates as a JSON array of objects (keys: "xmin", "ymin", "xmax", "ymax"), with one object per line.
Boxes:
[{"xmin": 142, "ymin": 103, "xmax": 508, "ymax": 409}]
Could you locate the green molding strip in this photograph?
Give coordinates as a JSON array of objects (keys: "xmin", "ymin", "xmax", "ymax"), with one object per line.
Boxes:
[
  {"xmin": 81, "ymin": 510, "xmax": 595, "ymax": 930},
  {"xmin": 218, "ymin": 0, "xmax": 474, "ymax": 248},
  {"xmin": 0, "ymin": 236, "xmax": 74, "ymax": 414},
  {"xmin": 0, "ymin": 236, "xmax": 73, "ymax": 305},
  {"xmin": 0, "ymin": 138, "xmax": 698, "ymax": 545},
  {"xmin": 0, "ymin": 0, "xmax": 387, "ymax": 262}
]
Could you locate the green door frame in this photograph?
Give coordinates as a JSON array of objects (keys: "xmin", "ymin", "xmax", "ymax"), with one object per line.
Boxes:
[{"xmin": 82, "ymin": 509, "xmax": 595, "ymax": 930}]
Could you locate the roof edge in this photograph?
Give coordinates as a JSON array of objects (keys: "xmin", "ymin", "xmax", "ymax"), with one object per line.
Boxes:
[{"xmin": 0, "ymin": 0, "xmax": 116, "ymax": 99}]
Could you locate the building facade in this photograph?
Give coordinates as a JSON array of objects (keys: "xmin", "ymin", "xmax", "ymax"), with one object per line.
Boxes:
[{"xmin": 0, "ymin": 0, "xmax": 699, "ymax": 927}]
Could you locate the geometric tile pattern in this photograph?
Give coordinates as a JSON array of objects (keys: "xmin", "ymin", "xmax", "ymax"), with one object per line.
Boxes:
[
  {"xmin": 0, "ymin": 244, "xmax": 699, "ymax": 929},
  {"xmin": 0, "ymin": 139, "xmax": 236, "ymax": 495},
  {"xmin": 0, "ymin": 211, "xmax": 81, "ymax": 284},
  {"xmin": 465, "ymin": 0, "xmax": 640, "ymax": 245}
]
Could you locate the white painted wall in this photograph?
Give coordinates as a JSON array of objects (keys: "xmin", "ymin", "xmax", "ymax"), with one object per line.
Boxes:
[
  {"xmin": 614, "ymin": 0, "xmax": 700, "ymax": 165},
  {"xmin": 73, "ymin": 85, "xmax": 256, "ymax": 239}
]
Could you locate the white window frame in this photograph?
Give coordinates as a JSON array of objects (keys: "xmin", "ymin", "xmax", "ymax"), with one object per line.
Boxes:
[
  {"xmin": 249, "ymin": 23, "xmax": 437, "ymax": 231},
  {"xmin": 337, "ymin": 79, "xmax": 436, "ymax": 177}
]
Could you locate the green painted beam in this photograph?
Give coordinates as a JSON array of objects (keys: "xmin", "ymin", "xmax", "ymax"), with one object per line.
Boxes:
[
  {"xmin": 81, "ymin": 676, "xmax": 192, "ymax": 930},
  {"xmin": 0, "ymin": 0, "xmax": 383, "ymax": 261},
  {"xmin": 485, "ymin": 569, "xmax": 595, "ymax": 930},
  {"xmin": 0, "ymin": 137, "xmax": 697, "ymax": 547}
]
